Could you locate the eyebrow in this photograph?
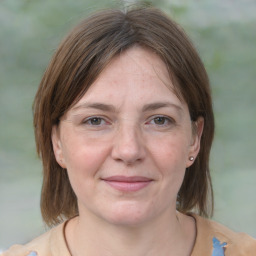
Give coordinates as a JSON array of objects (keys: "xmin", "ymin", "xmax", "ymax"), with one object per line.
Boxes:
[
  {"xmin": 72, "ymin": 101, "xmax": 182, "ymax": 113},
  {"xmin": 72, "ymin": 102, "xmax": 116, "ymax": 112},
  {"xmin": 142, "ymin": 102, "xmax": 183, "ymax": 112}
]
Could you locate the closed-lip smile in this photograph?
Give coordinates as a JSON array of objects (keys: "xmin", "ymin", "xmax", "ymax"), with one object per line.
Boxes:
[{"xmin": 102, "ymin": 176, "xmax": 153, "ymax": 192}]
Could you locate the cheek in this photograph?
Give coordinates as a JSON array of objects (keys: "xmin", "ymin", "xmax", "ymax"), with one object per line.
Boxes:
[
  {"xmin": 149, "ymin": 134, "xmax": 190, "ymax": 171},
  {"xmin": 148, "ymin": 134, "xmax": 190, "ymax": 191},
  {"xmin": 61, "ymin": 135, "xmax": 111, "ymax": 177},
  {"xmin": 61, "ymin": 136, "xmax": 111, "ymax": 199}
]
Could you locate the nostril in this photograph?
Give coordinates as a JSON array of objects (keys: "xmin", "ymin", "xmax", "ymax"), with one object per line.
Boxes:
[
  {"xmin": 111, "ymin": 126, "xmax": 146, "ymax": 164},
  {"xmin": 111, "ymin": 141, "xmax": 145, "ymax": 164}
]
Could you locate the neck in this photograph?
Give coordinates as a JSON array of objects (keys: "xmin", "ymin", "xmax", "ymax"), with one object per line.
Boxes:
[{"xmin": 65, "ymin": 209, "xmax": 196, "ymax": 256}]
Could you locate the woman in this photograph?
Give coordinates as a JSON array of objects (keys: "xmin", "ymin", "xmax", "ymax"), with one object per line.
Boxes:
[{"xmin": 2, "ymin": 6, "xmax": 256, "ymax": 256}]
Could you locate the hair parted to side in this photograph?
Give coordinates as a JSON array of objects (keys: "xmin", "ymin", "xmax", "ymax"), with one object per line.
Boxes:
[{"xmin": 33, "ymin": 6, "xmax": 214, "ymax": 227}]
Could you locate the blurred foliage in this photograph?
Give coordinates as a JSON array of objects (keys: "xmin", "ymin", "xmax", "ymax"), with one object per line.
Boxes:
[{"xmin": 0, "ymin": 0, "xmax": 256, "ymax": 250}]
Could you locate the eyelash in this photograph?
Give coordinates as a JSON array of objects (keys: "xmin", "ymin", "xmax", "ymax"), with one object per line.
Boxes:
[
  {"xmin": 82, "ymin": 116, "xmax": 109, "ymax": 126},
  {"xmin": 146, "ymin": 115, "xmax": 175, "ymax": 127},
  {"xmin": 82, "ymin": 115, "xmax": 175, "ymax": 128}
]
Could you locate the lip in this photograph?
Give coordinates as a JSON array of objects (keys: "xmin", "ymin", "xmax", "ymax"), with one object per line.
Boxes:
[{"xmin": 102, "ymin": 176, "xmax": 153, "ymax": 192}]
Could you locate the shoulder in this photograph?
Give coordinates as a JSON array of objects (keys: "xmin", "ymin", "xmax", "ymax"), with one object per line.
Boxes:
[
  {"xmin": 191, "ymin": 213, "xmax": 256, "ymax": 256},
  {"xmin": 0, "ymin": 229, "xmax": 52, "ymax": 256},
  {"xmin": 1, "ymin": 221, "xmax": 69, "ymax": 256}
]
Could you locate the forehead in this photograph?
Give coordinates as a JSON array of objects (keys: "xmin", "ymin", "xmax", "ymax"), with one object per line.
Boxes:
[{"xmin": 71, "ymin": 46, "xmax": 184, "ymax": 109}]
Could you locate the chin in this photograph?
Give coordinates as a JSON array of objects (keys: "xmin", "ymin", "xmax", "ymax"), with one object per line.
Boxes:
[
  {"xmin": 106, "ymin": 214, "xmax": 150, "ymax": 228},
  {"xmin": 100, "ymin": 201, "xmax": 156, "ymax": 227}
]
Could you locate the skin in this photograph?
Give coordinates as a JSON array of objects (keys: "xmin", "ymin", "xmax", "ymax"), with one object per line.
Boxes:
[{"xmin": 52, "ymin": 46, "xmax": 204, "ymax": 256}]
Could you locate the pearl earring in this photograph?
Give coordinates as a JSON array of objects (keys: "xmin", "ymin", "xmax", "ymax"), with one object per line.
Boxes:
[{"xmin": 189, "ymin": 156, "xmax": 194, "ymax": 161}]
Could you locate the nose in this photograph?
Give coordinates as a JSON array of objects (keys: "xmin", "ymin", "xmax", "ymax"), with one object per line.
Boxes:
[{"xmin": 111, "ymin": 123, "xmax": 146, "ymax": 165}]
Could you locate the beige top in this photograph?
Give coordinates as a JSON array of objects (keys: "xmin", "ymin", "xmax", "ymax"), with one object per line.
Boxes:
[{"xmin": 2, "ymin": 214, "xmax": 256, "ymax": 256}]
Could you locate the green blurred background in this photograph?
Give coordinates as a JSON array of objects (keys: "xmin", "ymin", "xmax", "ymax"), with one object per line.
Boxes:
[{"xmin": 0, "ymin": 0, "xmax": 255, "ymax": 250}]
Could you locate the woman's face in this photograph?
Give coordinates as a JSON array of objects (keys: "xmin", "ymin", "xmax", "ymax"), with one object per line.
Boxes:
[{"xmin": 52, "ymin": 46, "xmax": 203, "ymax": 227}]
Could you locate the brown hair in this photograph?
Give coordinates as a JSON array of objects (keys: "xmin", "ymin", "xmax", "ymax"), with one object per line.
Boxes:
[{"xmin": 33, "ymin": 6, "xmax": 214, "ymax": 226}]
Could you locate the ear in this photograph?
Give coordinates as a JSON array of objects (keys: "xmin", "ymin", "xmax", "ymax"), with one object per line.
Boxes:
[
  {"xmin": 186, "ymin": 117, "xmax": 204, "ymax": 168},
  {"xmin": 51, "ymin": 125, "xmax": 67, "ymax": 168}
]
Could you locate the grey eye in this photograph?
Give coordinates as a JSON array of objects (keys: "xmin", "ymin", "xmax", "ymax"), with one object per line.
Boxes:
[
  {"xmin": 89, "ymin": 117, "xmax": 102, "ymax": 125},
  {"xmin": 153, "ymin": 117, "xmax": 168, "ymax": 125}
]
